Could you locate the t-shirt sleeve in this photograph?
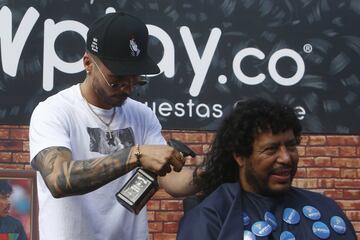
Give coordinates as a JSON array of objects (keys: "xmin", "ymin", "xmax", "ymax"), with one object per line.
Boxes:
[
  {"xmin": 29, "ymin": 101, "xmax": 71, "ymax": 162},
  {"xmin": 141, "ymin": 106, "xmax": 166, "ymax": 145}
]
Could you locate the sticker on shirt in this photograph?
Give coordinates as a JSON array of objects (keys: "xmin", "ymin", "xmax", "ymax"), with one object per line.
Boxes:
[
  {"xmin": 87, "ymin": 127, "xmax": 135, "ymax": 154},
  {"xmin": 244, "ymin": 230, "xmax": 256, "ymax": 240},
  {"xmin": 283, "ymin": 208, "xmax": 300, "ymax": 225},
  {"xmin": 302, "ymin": 205, "xmax": 321, "ymax": 221},
  {"xmin": 251, "ymin": 221, "xmax": 272, "ymax": 237},
  {"xmin": 280, "ymin": 231, "xmax": 296, "ymax": 240},
  {"xmin": 312, "ymin": 221, "xmax": 330, "ymax": 239},
  {"xmin": 243, "ymin": 212, "xmax": 250, "ymax": 226},
  {"xmin": 330, "ymin": 216, "xmax": 346, "ymax": 234},
  {"xmin": 264, "ymin": 211, "xmax": 277, "ymax": 230}
]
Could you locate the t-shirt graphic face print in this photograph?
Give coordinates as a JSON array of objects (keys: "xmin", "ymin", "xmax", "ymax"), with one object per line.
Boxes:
[{"xmin": 87, "ymin": 127, "xmax": 135, "ymax": 154}]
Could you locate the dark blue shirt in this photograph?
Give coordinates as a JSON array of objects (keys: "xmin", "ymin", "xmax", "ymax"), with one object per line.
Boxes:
[
  {"xmin": 177, "ymin": 183, "xmax": 356, "ymax": 240},
  {"xmin": 0, "ymin": 216, "xmax": 27, "ymax": 240}
]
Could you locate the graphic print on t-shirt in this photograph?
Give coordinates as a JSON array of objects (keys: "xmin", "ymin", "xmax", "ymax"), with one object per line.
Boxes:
[{"xmin": 87, "ymin": 127, "xmax": 135, "ymax": 154}]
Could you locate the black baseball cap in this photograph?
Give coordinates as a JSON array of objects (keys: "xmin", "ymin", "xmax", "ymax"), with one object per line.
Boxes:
[{"xmin": 86, "ymin": 12, "xmax": 160, "ymax": 76}]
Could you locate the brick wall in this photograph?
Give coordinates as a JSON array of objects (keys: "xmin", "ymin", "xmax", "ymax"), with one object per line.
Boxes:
[{"xmin": 0, "ymin": 125, "xmax": 359, "ymax": 239}]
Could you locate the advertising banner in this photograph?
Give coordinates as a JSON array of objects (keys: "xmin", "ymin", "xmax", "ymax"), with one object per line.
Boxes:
[{"xmin": 1, "ymin": 0, "xmax": 360, "ymax": 133}]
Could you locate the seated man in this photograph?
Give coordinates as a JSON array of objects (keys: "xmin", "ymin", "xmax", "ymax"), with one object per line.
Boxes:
[
  {"xmin": 0, "ymin": 180, "xmax": 26, "ymax": 240},
  {"xmin": 177, "ymin": 98, "xmax": 356, "ymax": 240}
]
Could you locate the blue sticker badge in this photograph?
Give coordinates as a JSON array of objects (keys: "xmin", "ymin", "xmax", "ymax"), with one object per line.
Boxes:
[
  {"xmin": 264, "ymin": 211, "xmax": 278, "ymax": 230},
  {"xmin": 251, "ymin": 221, "xmax": 272, "ymax": 237},
  {"xmin": 244, "ymin": 230, "xmax": 256, "ymax": 240},
  {"xmin": 330, "ymin": 216, "xmax": 346, "ymax": 234},
  {"xmin": 302, "ymin": 205, "xmax": 321, "ymax": 220},
  {"xmin": 283, "ymin": 208, "xmax": 300, "ymax": 225},
  {"xmin": 312, "ymin": 221, "xmax": 330, "ymax": 239},
  {"xmin": 243, "ymin": 212, "xmax": 250, "ymax": 226},
  {"xmin": 280, "ymin": 231, "xmax": 296, "ymax": 240}
]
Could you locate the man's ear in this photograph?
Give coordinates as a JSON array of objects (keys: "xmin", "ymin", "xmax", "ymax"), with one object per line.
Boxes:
[
  {"xmin": 83, "ymin": 52, "xmax": 92, "ymax": 72},
  {"xmin": 233, "ymin": 153, "xmax": 245, "ymax": 168}
]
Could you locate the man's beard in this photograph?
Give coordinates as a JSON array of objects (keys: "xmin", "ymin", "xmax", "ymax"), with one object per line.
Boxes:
[{"xmin": 244, "ymin": 159, "xmax": 296, "ymax": 197}]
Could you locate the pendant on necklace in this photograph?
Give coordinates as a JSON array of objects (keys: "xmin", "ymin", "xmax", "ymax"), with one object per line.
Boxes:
[{"xmin": 106, "ymin": 130, "xmax": 116, "ymax": 146}]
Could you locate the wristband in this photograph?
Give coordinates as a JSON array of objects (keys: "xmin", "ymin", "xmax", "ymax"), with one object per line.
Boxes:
[{"xmin": 134, "ymin": 144, "xmax": 142, "ymax": 167}]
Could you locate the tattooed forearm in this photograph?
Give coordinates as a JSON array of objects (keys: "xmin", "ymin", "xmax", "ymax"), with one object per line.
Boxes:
[{"xmin": 32, "ymin": 146, "xmax": 134, "ymax": 198}]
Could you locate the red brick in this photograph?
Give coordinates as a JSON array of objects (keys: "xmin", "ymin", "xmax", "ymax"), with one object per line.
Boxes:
[
  {"xmin": 0, "ymin": 152, "xmax": 12, "ymax": 161},
  {"xmin": 297, "ymin": 157, "xmax": 315, "ymax": 167},
  {"xmin": 171, "ymin": 132, "xmax": 207, "ymax": 143},
  {"xmin": 326, "ymin": 135, "xmax": 359, "ymax": 145},
  {"xmin": 306, "ymin": 146, "xmax": 339, "ymax": 156},
  {"xmin": 294, "ymin": 168, "xmax": 306, "ymax": 177},
  {"xmin": 0, "ymin": 141, "xmax": 23, "ymax": 151},
  {"xmin": 308, "ymin": 135, "xmax": 326, "ymax": 145},
  {"xmin": 335, "ymin": 179, "xmax": 360, "ymax": 188},
  {"xmin": 340, "ymin": 169, "xmax": 358, "ymax": 178},
  {"xmin": 24, "ymin": 165, "xmax": 34, "ymax": 171},
  {"xmin": 155, "ymin": 211, "xmax": 183, "ymax": 221},
  {"xmin": 336, "ymin": 200, "xmax": 360, "ymax": 210},
  {"xmin": 148, "ymin": 222, "xmax": 163, "ymax": 233},
  {"xmin": 343, "ymin": 190, "xmax": 360, "ymax": 200},
  {"xmin": 161, "ymin": 200, "xmax": 183, "ymax": 211},
  {"xmin": 0, "ymin": 164, "xmax": 25, "ymax": 169},
  {"xmin": 163, "ymin": 222, "xmax": 178, "ymax": 233},
  {"xmin": 292, "ymin": 178, "xmax": 318, "ymax": 188},
  {"xmin": 296, "ymin": 146, "xmax": 305, "ymax": 156},
  {"xmin": 346, "ymin": 211, "xmax": 360, "ymax": 221},
  {"xmin": 299, "ymin": 135, "xmax": 309, "ymax": 145},
  {"xmin": 339, "ymin": 147, "xmax": 357, "ymax": 156},
  {"xmin": 323, "ymin": 190, "xmax": 343, "ymax": 199},
  {"xmin": 307, "ymin": 168, "xmax": 340, "ymax": 178},
  {"xmin": 147, "ymin": 200, "xmax": 160, "ymax": 210},
  {"xmin": 0, "ymin": 129, "xmax": 9, "ymax": 139},
  {"xmin": 12, "ymin": 153, "xmax": 30, "ymax": 163},
  {"xmin": 152, "ymin": 233, "xmax": 176, "ymax": 240},
  {"xmin": 314, "ymin": 157, "xmax": 332, "ymax": 167},
  {"xmin": 332, "ymin": 158, "xmax": 360, "ymax": 168},
  {"xmin": 10, "ymin": 129, "xmax": 29, "ymax": 140},
  {"xmin": 317, "ymin": 179, "xmax": 335, "ymax": 188},
  {"xmin": 147, "ymin": 211, "xmax": 155, "ymax": 221},
  {"xmin": 23, "ymin": 141, "xmax": 29, "ymax": 152}
]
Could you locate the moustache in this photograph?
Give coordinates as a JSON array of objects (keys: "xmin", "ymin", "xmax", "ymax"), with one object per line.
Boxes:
[{"xmin": 270, "ymin": 166, "xmax": 296, "ymax": 176}]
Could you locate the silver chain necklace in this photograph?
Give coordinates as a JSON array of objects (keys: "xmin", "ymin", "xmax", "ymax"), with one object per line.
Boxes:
[{"xmin": 80, "ymin": 85, "xmax": 116, "ymax": 140}]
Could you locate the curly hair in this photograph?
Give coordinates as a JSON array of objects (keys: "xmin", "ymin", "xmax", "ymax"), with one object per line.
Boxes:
[
  {"xmin": 195, "ymin": 98, "xmax": 302, "ymax": 196},
  {"xmin": 0, "ymin": 180, "xmax": 13, "ymax": 195}
]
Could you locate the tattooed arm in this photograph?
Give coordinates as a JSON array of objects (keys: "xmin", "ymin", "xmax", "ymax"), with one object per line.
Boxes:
[
  {"xmin": 31, "ymin": 145, "xmax": 185, "ymax": 198},
  {"xmin": 31, "ymin": 146, "xmax": 136, "ymax": 198}
]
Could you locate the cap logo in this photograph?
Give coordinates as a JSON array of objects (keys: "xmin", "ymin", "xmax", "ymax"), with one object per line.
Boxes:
[
  {"xmin": 129, "ymin": 35, "xmax": 140, "ymax": 56},
  {"xmin": 91, "ymin": 38, "xmax": 99, "ymax": 53}
]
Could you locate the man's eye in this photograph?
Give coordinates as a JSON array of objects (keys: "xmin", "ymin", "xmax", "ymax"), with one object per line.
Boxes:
[{"xmin": 264, "ymin": 148, "xmax": 277, "ymax": 154}]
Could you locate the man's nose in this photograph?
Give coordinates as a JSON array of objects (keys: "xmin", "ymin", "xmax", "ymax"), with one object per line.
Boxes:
[
  {"xmin": 121, "ymin": 80, "xmax": 134, "ymax": 95},
  {"xmin": 277, "ymin": 145, "xmax": 292, "ymax": 164}
]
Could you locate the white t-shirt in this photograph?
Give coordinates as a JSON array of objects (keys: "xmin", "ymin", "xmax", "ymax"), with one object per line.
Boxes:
[{"xmin": 29, "ymin": 84, "xmax": 166, "ymax": 240}]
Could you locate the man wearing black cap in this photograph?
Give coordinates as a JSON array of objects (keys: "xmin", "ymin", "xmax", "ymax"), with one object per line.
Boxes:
[{"xmin": 29, "ymin": 12, "xmax": 196, "ymax": 240}]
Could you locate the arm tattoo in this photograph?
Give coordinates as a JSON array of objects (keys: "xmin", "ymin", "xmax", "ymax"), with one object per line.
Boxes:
[{"xmin": 32, "ymin": 146, "xmax": 133, "ymax": 198}]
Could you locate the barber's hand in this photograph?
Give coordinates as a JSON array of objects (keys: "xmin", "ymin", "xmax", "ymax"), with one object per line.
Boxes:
[{"xmin": 131, "ymin": 145, "xmax": 186, "ymax": 176}]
